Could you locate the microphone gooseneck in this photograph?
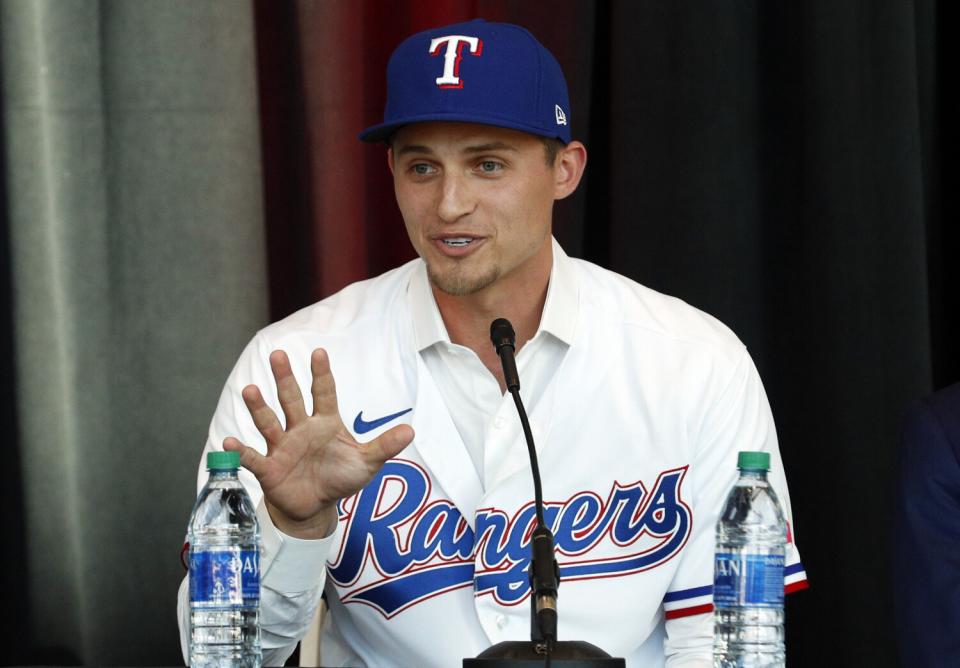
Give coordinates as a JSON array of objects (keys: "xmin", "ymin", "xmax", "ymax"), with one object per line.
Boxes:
[
  {"xmin": 489, "ymin": 318, "xmax": 558, "ymax": 651},
  {"xmin": 462, "ymin": 320, "xmax": 623, "ymax": 667}
]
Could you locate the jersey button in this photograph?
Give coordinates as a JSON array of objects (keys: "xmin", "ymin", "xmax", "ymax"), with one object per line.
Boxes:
[
  {"xmin": 495, "ymin": 614, "xmax": 508, "ymax": 629},
  {"xmin": 493, "ymin": 416, "xmax": 506, "ymax": 429}
]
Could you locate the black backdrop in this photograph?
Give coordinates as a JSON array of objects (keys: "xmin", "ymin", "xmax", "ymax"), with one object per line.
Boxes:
[
  {"xmin": 579, "ymin": 3, "xmax": 956, "ymax": 665},
  {"xmin": 581, "ymin": 3, "xmax": 956, "ymax": 665}
]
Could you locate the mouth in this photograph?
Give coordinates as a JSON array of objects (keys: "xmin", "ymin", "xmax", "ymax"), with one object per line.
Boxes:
[
  {"xmin": 440, "ymin": 237, "xmax": 475, "ymax": 247},
  {"xmin": 431, "ymin": 234, "xmax": 485, "ymax": 256}
]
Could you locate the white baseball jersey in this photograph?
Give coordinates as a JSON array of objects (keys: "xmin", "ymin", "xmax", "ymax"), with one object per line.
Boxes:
[{"xmin": 177, "ymin": 240, "xmax": 807, "ymax": 667}]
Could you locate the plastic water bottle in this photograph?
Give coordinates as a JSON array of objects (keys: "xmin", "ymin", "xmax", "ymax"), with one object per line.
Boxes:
[
  {"xmin": 187, "ymin": 451, "xmax": 262, "ymax": 668},
  {"xmin": 713, "ymin": 451, "xmax": 786, "ymax": 668}
]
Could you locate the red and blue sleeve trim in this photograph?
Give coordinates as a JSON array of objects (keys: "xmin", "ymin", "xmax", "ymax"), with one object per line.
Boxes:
[
  {"xmin": 663, "ymin": 562, "xmax": 809, "ymax": 620},
  {"xmin": 663, "ymin": 585, "xmax": 714, "ymax": 620},
  {"xmin": 784, "ymin": 562, "xmax": 809, "ymax": 593}
]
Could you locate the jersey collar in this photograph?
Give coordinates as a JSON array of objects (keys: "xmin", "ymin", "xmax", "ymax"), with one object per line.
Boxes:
[{"xmin": 409, "ymin": 236, "xmax": 578, "ymax": 352}]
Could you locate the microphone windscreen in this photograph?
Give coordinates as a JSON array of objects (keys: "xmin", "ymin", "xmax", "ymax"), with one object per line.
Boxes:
[{"xmin": 490, "ymin": 318, "xmax": 516, "ymax": 349}]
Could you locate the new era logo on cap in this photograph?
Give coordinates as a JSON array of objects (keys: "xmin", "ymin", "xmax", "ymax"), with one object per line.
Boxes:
[{"xmin": 359, "ymin": 19, "xmax": 572, "ymax": 144}]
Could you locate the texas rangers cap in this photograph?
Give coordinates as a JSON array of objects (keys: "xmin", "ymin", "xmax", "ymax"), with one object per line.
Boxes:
[{"xmin": 359, "ymin": 19, "xmax": 571, "ymax": 144}]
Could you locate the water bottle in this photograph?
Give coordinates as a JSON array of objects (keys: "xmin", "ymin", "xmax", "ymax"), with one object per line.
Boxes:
[
  {"xmin": 713, "ymin": 451, "xmax": 786, "ymax": 668},
  {"xmin": 187, "ymin": 451, "xmax": 262, "ymax": 668}
]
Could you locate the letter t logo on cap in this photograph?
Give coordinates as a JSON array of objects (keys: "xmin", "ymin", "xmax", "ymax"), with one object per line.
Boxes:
[{"xmin": 429, "ymin": 35, "xmax": 483, "ymax": 89}]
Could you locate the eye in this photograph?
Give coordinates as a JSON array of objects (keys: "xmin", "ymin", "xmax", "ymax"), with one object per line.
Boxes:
[
  {"xmin": 477, "ymin": 160, "xmax": 503, "ymax": 174},
  {"xmin": 410, "ymin": 163, "xmax": 437, "ymax": 176}
]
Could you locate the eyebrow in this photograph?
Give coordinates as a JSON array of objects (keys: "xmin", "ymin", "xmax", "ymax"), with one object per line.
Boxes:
[
  {"xmin": 394, "ymin": 141, "xmax": 518, "ymax": 157},
  {"xmin": 463, "ymin": 142, "xmax": 518, "ymax": 154},
  {"xmin": 395, "ymin": 145, "xmax": 433, "ymax": 157}
]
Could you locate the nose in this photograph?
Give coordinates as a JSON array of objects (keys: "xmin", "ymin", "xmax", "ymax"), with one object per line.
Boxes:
[{"xmin": 437, "ymin": 172, "xmax": 475, "ymax": 223}]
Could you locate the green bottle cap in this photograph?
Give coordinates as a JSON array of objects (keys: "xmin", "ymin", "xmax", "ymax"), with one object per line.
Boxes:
[
  {"xmin": 207, "ymin": 451, "xmax": 241, "ymax": 470},
  {"xmin": 737, "ymin": 451, "xmax": 770, "ymax": 470}
]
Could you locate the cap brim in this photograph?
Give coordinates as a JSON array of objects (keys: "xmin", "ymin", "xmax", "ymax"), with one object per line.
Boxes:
[{"xmin": 358, "ymin": 112, "xmax": 569, "ymax": 144}]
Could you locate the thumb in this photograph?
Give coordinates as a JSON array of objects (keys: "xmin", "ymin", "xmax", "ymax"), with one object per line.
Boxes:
[{"xmin": 364, "ymin": 424, "xmax": 415, "ymax": 465}]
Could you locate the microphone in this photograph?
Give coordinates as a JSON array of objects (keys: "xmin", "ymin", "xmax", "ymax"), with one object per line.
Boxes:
[
  {"xmin": 489, "ymin": 318, "xmax": 557, "ymax": 645},
  {"xmin": 490, "ymin": 318, "xmax": 520, "ymax": 392},
  {"xmin": 462, "ymin": 319, "xmax": 623, "ymax": 667}
]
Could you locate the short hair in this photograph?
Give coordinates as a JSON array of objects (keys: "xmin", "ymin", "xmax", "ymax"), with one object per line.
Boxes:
[{"xmin": 541, "ymin": 137, "xmax": 566, "ymax": 166}]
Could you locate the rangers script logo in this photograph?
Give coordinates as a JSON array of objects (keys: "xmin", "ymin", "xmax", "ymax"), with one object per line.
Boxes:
[{"xmin": 328, "ymin": 460, "xmax": 692, "ymax": 617}]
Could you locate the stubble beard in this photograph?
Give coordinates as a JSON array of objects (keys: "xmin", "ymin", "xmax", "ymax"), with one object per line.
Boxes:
[{"xmin": 426, "ymin": 262, "xmax": 501, "ymax": 297}]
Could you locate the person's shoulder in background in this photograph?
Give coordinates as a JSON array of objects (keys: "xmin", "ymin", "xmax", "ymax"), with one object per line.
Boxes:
[
  {"xmin": 909, "ymin": 382, "xmax": 960, "ymax": 443},
  {"xmin": 893, "ymin": 380, "xmax": 960, "ymax": 668}
]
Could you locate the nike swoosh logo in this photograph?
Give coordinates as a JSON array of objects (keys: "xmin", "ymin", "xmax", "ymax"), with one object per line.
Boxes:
[{"xmin": 353, "ymin": 408, "xmax": 413, "ymax": 434}]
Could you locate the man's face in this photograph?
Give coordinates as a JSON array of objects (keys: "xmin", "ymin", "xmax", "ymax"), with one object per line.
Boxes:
[{"xmin": 389, "ymin": 122, "xmax": 559, "ymax": 297}]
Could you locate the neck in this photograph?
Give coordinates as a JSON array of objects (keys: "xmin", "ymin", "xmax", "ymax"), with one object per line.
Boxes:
[{"xmin": 432, "ymin": 243, "xmax": 553, "ymax": 391}]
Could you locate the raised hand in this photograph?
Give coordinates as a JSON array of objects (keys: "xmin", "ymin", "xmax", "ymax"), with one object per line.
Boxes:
[{"xmin": 223, "ymin": 348, "xmax": 414, "ymax": 539}]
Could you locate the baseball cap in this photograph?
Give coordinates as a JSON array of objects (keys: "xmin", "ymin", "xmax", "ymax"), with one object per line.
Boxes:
[{"xmin": 359, "ymin": 19, "xmax": 571, "ymax": 144}]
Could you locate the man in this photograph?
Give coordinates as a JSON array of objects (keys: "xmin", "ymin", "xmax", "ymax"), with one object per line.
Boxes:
[
  {"xmin": 893, "ymin": 382, "xmax": 960, "ymax": 667},
  {"xmin": 178, "ymin": 19, "xmax": 806, "ymax": 667}
]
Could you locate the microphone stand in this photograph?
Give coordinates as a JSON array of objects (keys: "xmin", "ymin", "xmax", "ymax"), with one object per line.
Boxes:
[{"xmin": 463, "ymin": 319, "xmax": 624, "ymax": 668}]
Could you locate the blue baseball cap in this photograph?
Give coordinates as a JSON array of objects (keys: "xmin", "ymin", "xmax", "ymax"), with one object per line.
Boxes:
[{"xmin": 359, "ymin": 19, "xmax": 571, "ymax": 144}]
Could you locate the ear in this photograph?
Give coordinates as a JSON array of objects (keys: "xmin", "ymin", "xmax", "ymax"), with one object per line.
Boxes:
[
  {"xmin": 387, "ymin": 147, "xmax": 395, "ymax": 176},
  {"xmin": 553, "ymin": 141, "xmax": 587, "ymax": 200}
]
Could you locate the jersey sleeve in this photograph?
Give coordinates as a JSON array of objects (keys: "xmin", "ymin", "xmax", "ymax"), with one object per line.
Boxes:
[
  {"xmin": 176, "ymin": 332, "xmax": 337, "ymax": 666},
  {"xmin": 662, "ymin": 349, "xmax": 807, "ymax": 664}
]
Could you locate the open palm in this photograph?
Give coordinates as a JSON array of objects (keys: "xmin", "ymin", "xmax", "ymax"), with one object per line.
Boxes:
[{"xmin": 223, "ymin": 348, "xmax": 414, "ymax": 538}]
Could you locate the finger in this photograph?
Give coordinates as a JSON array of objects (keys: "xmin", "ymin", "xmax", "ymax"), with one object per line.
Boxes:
[
  {"xmin": 223, "ymin": 437, "xmax": 271, "ymax": 480},
  {"xmin": 362, "ymin": 424, "xmax": 415, "ymax": 466},
  {"xmin": 310, "ymin": 348, "xmax": 340, "ymax": 418},
  {"xmin": 270, "ymin": 350, "xmax": 308, "ymax": 428},
  {"xmin": 241, "ymin": 384, "xmax": 285, "ymax": 450}
]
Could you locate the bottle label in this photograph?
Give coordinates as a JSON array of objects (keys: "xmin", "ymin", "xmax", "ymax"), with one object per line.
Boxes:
[
  {"xmin": 189, "ymin": 548, "xmax": 260, "ymax": 606},
  {"xmin": 713, "ymin": 552, "xmax": 784, "ymax": 608}
]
